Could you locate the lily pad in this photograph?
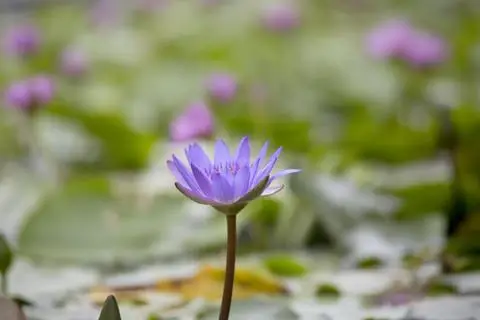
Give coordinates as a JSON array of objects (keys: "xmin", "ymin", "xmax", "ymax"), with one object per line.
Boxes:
[
  {"xmin": 197, "ymin": 298, "xmax": 298, "ymax": 320},
  {"xmin": 263, "ymin": 255, "xmax": 307, "ymax": 277},
  {"xmin": 315, "ymin": 283, "xmax": 342, "ymax": 299},
  {"xmin": 17, "ymin": 176, "xmax": 185, "ymax": 267}
]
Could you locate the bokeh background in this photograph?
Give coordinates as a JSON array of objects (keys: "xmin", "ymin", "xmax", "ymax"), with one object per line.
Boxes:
[{"xmin": 0, "ymin": 0, "xmax": 479, "ymax": 318}]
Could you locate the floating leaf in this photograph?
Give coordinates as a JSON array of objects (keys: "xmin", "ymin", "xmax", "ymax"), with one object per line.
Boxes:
[
  {"xmin": 17, "ymin": 176, "xmax": 184, "ymax": 267},
  {"xmin": 355, "ymin": 256, "xmax": 385, "ymax": 270},
  {"xmin": 89, "ymin": 265, "xmax": 288, "ymax": 304},
  {"xmin": 425, "ymin": 279, "xmax": 458, "ymax": 297},
  {"xmin": 263, "ymin": 255, "xmax": 307, "ymax": 277},
  {"xmin": 98, "ymin": 295, "xmax": 122, "ymax": 320},
  {"xmin": 315, "ymin": 283, "xmax": 341, "ymax": 299}
]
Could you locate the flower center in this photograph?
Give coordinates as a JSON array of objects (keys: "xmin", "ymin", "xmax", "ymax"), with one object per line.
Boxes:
[{"xmin": 206, "ymin": 161, "xmax": 240, "ymax": 177}]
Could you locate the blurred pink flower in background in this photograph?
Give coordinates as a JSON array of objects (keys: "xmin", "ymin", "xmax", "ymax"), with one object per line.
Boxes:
[
  {"xmin": 60, "ymin": 47, "xmax": 89, "ymax": 78},
  {"xmin": 170, "ymin": 102, "xmax": 214, "ymax": 142},
  {"xmin": 4, "ymin": 76, "xmax": 55, "ymax": 112},
  {"xmin": 4, "ymin": 82, "xmax": 32, "ymax": 110},
  {"xmin": 365, "ymin": 19, "xmax": 415, "ymax": 60},
  {"xmin": 401, "ymin": 32, "xmax": 448, "ymax": 67},
  {"xmin": 366, "ymin": 19, "xmax": 448, "ymax": 67},
  {"xmin": 261, "ymin": 2, "xmax": 300, "ymax": 32},
  {"xmin": 90, "ymin": 0, "xmax": 120, "ymax": 27},
  {"xmin": 206, "ymin": 72, "xmax": 238, "ymax": 103},
  {"xmin": 2, "ymin": 24, "xmax": 41, "ymax": 57},
  {"xmin": 29, "ymin": 76, "xmax": 55, "ymax": 105}
]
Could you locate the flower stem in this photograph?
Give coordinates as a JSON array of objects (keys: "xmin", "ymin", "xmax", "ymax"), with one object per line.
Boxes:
[{"xmin": 218, "ymin": 215, "xmax": 237, "ymax": 320}]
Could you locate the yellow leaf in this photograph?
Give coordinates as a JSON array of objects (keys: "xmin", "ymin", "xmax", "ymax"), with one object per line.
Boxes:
[
  {"xmin": 155, "ymin": 265, "xmax": 289, "ymax": 301},
  {"xmin": 89, "ymin": 265, "xmax": 289, "ymax": 304}
]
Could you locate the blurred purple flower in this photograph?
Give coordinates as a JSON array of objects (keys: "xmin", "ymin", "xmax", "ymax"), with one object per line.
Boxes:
[
  {"xmin": 60, "ymin": 48, "xmax": 89, "ymax": 77},
  {"xmin": 401, "ymin": 32, "xmax": 448, "ymax": 67},
  {"xmin": 90, "ymin": 0, "xmax": 120, "ymax": 27},
  {"xmin": 207, "ymin": 73, "xmax": 237, "ymax": 103},
  {"xmin": 365, "ymin": 19, "xmax": 415, "ymax": 60},
  {"xmin": 3, "ymin": 76, "xmax": 54, "ymax": 112},
  {"xmin": 261, "ymin": 2, "xmax": 300, "ymax": 32},
  {"xmin": 170, "ymin": 102, "xmax": 214, "ymax": 142},
  {"xmin": 28, "ymin": 75, "xmax": 55, "ymax": 105},
  {"xmin": 167, "ymin": 137, "xmax": 301, "ymax": 214},
  {"xmin": 2, "ymin": 24, "xmax": 40, "ymax": 57},
  {"xmin": 366, "ymin": 19, "xmax": 448, "ymax": 67},
  {"xmin": 4, "ymin": 82, "xmax": 32, "ymax": 110}
]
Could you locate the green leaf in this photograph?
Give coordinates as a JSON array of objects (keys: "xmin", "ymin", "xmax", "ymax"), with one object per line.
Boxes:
[
  {"xmin": 315, "ymin": 283, "xmax": 341, "ymax": 299},
  {"xmin": 17, "ymin": 175, "xmax": 184, "ymax": 267},
  {"xmin": 98, "ymin": 295, "xmax": 122, "ymax": 320},
  {"xmin": 44, "ymin": 105, "xmax": 156, "ymax": 171},
  {"xmin": 355, "ymin": 256, "xmax": 384, "ymax": 270},
  {"xmin": 388, "ymin": 183, "xmax": 450, "ymax": 220},
  {"xmin": 263, "ymin": 255, "xmax": 307, "ymax": 277}
]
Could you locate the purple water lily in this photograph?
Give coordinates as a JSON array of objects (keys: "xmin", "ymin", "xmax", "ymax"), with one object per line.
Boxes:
[
  {"xmin": 167, "ymin": 137, "xmax": 300, "ymax": 214},
  {"xmin": 3, "ymin": 75, "xmax": 54, "ymax": 113}
]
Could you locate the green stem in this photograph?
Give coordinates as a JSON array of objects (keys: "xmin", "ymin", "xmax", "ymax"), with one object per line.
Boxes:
[{"xmin": 218, "ymin": 215, "xmax": 237, "ymax": 320}]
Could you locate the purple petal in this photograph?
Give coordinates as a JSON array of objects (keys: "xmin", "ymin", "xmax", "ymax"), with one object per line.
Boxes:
[
  {"xmin": 233, "ymin": 166, "xmax": 250, "ymax": 199},
  {"xmin": 166, "ymin": 160, "xmax": 188, "ymax": 186},
  {"xmin": 236, "ymin": 175, "xmax": 270, "ymax": 203},
  {"xmin": 249, "ymin": 157, "xmax": 261, "ymax": 186},
  {"xmin": 191, "ymin": 164, "xmax": 213, "ymax": 198},
  {"xmin": 185, "ymin": 143, "xmax": 212, "ymax": 170},
  {"xmin": 271, "ymin": 169, "xmax": 301, "ymax": 180},
  {"xmin": 235, "ymin": 137, "xmax": 251, "ymax": 166},
  {"xmin": 211, "ymin": 173, "xmax": 234, "ymax": 203},
  {"xmin": 254, "ymin": 147, "xmax": 283, "ymax": 185},
  {"xmin": 175, "ymin": 182, "xmax": 218, "ymax": 206},
  {"xmin": 257, "ymin": 141, "xmax": 269, "ymax": 166},
  {"xmin": 172, "ymin": 155, "xmax": 201, "ymax": 194},
  {"xmin": 214, "ymin": 139, "xmax": 231, "ymax": 166},
  {"xmin": 251, "ymin": 141, "xmax": 269, "ymax": 182},
  {"xmin": 261, "ymin": 185, "xmax": 284, "ymax": 197}
]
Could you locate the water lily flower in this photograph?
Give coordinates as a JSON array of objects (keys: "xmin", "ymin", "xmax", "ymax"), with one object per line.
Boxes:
[
  {"xmin": 261, "ymin": 2, "xmax": 300, "ymax": 32},
  {"xmin": 169, "ymin": 102, "xmax": 214, "ymax": 142},
  {"xmin": 401, "ymin": 31, "xmax": 448, "ymax": 67},
  {"xmin": 365, "ymin": 19, "xmax": 415, "ymax": 60},
  {"xmin": 366, "ymin": 19, "xmax": 448, "ymax": 67},
  {"xmin": 60, "ymin": 47, "xmax": 89, "ymax": 78},
  {"xmin": 2, "ymin": 24, "xmax": 40, "ymax": 57},
  {"xmin": 206, "ymin": 72, "xmax": 237, "ymax": 103},
  {"xmin": 4, "ymin": 81, "xmax": 31, "ymax": 110},
  {"xmin": 28, "ymin": 75, "xmax": 55, "ymax": 105},
  {"xmin": 3, "ymin": 75, "xmax": 54, "ymax": 112},
  {"xmin": 167, "ymin": 137, "xmax": 301, "ymax": 214},
  {"xmin": 90, "ymin": 0, "xmax": 120, "ymax": 27}
]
